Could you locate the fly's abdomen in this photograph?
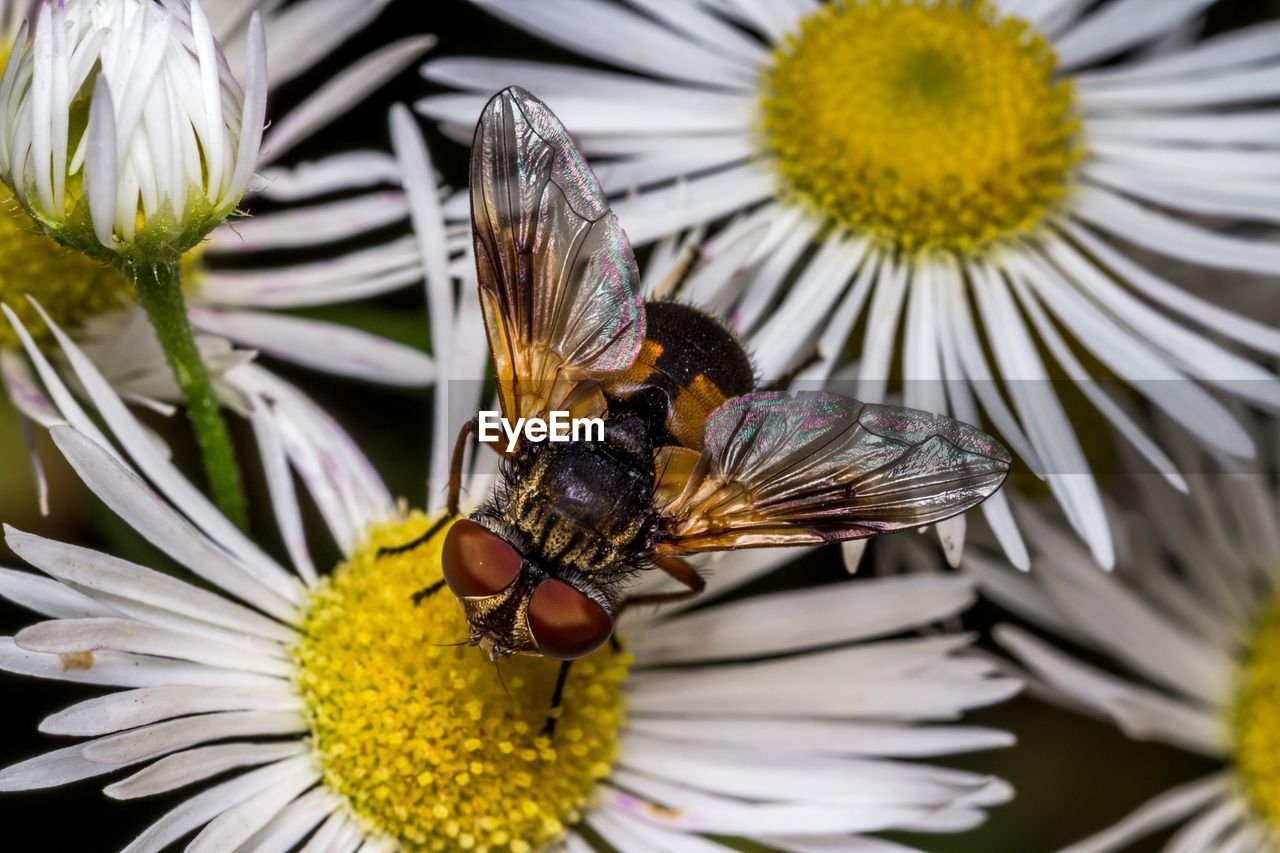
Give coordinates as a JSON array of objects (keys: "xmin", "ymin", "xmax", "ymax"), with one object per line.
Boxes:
[{"xmin": 602, "ymin": 300, "xmax": 754, "ymax": 449}]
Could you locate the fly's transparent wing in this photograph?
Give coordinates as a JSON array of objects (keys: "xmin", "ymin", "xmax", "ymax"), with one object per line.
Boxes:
[
  {"xmin": 654, "ymin": 391, "xmax": 1011, "ymax": 553},
  {"xmin": 470, "ymin": 87, "xmax": 645, "ymax": 445}
]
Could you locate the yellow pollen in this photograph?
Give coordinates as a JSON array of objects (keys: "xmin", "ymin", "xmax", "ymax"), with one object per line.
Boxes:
[
  {"xmin": 1234, "ymin": 595, "xmax": 1280, "ymax": 830},
  {"xmin": 760, "ymin": 0, "xmax": 1082, "ymax": 252},
  {"xmin": 293, "ymin": 513, "xmax": 630, "ymax": 852},
  {"xmin": 0, "ymin": 195, "xmax": 209, "ymax": 350},
  {"xmin": 0, "ymin": 202, "xmax": 132, "ymax": 348}
]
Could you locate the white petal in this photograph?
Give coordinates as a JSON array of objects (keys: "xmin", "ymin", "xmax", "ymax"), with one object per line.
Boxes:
[
  {"xmin": 207, "ymin": 191, "xmax": 410, "ymax": 252},
  {"xmin": 256, "ymin": 0, "xmax": 393, "ymax": 86},
  {"xmin": 937, "ymin": 272, "xmax": 1044, "ymax": 476},
  {"xmin": 196, "ymin": 239, "xmax": 423, "ymax": 307},
  {"xmin": 610, "ymin": 163, "xmax": 775, "ymax": 246},
  {"xmin": 467, "ymin": 0, "xmax": 757, "ymax": 88},
  {"xmin": 226, "ymin": 11, "xmax": 265, "ymax": 206},
  {"xmin": 105, "ymin": 741, "xmax": 306, "ymax": 800},
  {"xmin": 854, "ymin": 254, "xmax": 909, "ymax": 404},
  {"xmin": 186, "ymin": 761, "xmax": 319, "ymax": 853},
  {"xmin": 751, "ymin": 234, "xmax": 868, "ymax": 379},
  {"xmin": 246, "ymin": 404, "xmax": 316, "ymax": 585},
  {"xmin": 1072, "ymin": 184, "xmax": 1280, "ymax": 276},
  {"xmin": 258, "ymin": 151, "xmax": 402, "ymax": 201},
  {"xmin": 763, "ymin": 836, "xmax": 916, "ymax": 853},
  {"xmin": 994, "ymin": 625, "xmax": 1227, "ymax": 755},
  {"xmin": 969, "ymin": 258, "xmax": 1113, "ymax": 568},
  {"xmin": 242, "ymin": 787, "xmax": 342, "ymax": 853},
  {"xmin": 1164, "ymin": 798, "xmax": 1248, "ymax": 853},
  {"xmin": 1040, "ymin": 230, "xmax": 1280, "ymax": 404},
  {"xmin": 15, "ymin": 618, "xmax": 293, "ymax": 677},
  {"xmin": 189, "ymin": 308, "xmax": 435, "ymax": 386},
  {"xmin": 260, "ymin": 36, "xmax": 436, "ymax": 164},
  {"xmin": 0, "ymin": 636, "xmax": 280, "ymax": 690},
  {"xmin": 86, "ymin": 74, "xmax": 118, "ymax": 249},
  {"xmin": 1076, "ymin": 20, "xmax": 1280, "ymax": 85},
  {"xmin": 628, "ymin": 575, "xmax": 974, "ymax": 664},
  {"xmin": 963, "ymin": 550, "xmax": 1080, "ymax": 642},
  {"xmin": 1084, "ymin": 162, "xmax": 1280, "ymax": 226},
  {"xmin": 226, "ymin": 365, "xmax": 394, "ymax": 554},
  {"xmin": 83, "ymin": 709, "xmax": 306, "ymax": 765},
  {"xmin": 628, "ymin": 640, "xmax": 1020, "ymax": 719},
  {"xmin": 731, "ymin": 209, "xmax": 822, "ymax": 333},
  {"xmin": 1055, "ymin": 0, "xmax": 1215, "ymax": 70},
  {"xmin": 4, "ymin": 526, "xmax": 293, "ymax": 642},
  {"xmin": 599, "ymin": 776, "xmax": 928, "ymax": 835},
  {"xmin": 0, "ymin": 743, "xmax": 124, "ymax": 792},
  {"xmin": 298, "ymin": 812, "xmax": 363, "ymax": 853},
  {"xmin": 41, "ymin": 683, "xmax": 300, "ymax": 737},
  {"xmin": 3, "ymin": 305, "xmax": 122, "ymax": 461},
  {"xmin": 121, "ymin": 755, "xmax": 316, "ymax": 853},
  {"xmin": 0, "ymin": 567, "xmax": 116, "ymax": 619},
  {"xmin": 1001, "ymin": 256, "xmax": 1197, "ymax": 487},
  {"xmin": 1060, "ymin": 220, "xmax": 1280, "ymax": 358},
  {"xmin": 1079, "ymin": 62, "xmax": 1280, "ymax": 110},
  {"xmin": 48, "ymin": 428, "xmax": 300, "ymax": 622},
  {"xmin": 627, "ymin": 716, "xmax": 1013, "ymax": 757},
  {"xmin": 591, "ymin": 809, "xmax": 734, "ymax": 853},
  {"xmin": 1058, "ymin": 773, "xmax": 1230, "ymax": 853},
  {"xmin": 618, "ymin": 736, "xmax": 1001, "ymax": 806},
  {"xmin": 32, "ymin": 308, "xmax": 303, "ymax": 604}
]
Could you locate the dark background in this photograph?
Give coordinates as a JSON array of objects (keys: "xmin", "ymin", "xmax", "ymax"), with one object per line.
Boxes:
[{"xmin": 0, "ymin": 0, "xmax": 1274, "ymax": 850}]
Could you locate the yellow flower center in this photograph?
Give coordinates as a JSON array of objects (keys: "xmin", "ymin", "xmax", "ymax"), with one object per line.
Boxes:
[
  {"xmin": 293, "ymin": 513, "xmax": 630, "ymax": 852},
  {"xmin": 0, "ymin": 203, "xmax": 133, "ymax": 348},
  {"xmin": 1234, "ymin": 595, "xmax": 1280, "ymax": 830},
  {"xmin": 760, "ymin": 0, "xmax": 1082, "ymax": 252}
]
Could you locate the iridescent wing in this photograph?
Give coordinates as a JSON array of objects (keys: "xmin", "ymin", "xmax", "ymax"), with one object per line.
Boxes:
[
  {"xmin": 470, "ymin": 87, "xmax": 645, "ymax": 441},
  {"xmin": 652, "ymin": 392, "xmax": 1011, "ymax": 554}
]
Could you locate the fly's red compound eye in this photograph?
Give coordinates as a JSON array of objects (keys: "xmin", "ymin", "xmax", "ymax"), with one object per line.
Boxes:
[
  {"xmin": 527, "ymin": 579, "xmax": 613, "ymax": 660},
  {"xmin": 441, "ymin": 519, "xmax": 523, "ymax": 597}
]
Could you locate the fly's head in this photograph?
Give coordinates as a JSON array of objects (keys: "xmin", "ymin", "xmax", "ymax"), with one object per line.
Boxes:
[{"xmin": 441, "ymin": 518, "xmax": 615, "ymax": 661}]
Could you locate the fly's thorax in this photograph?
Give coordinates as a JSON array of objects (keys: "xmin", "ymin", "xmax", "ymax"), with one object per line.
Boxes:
[{"xmin": 498, "ymin": 438, "xmax": 655, "ymax": 577}]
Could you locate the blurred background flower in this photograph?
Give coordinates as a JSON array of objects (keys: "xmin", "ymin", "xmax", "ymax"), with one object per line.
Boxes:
[
  {"xmin": 422, "ymin": 0, "xmax": 1280, "ymax": 573},
  {"xmin": 963, "ymin": 415, "xmax": 1280, "ymax": 850}
]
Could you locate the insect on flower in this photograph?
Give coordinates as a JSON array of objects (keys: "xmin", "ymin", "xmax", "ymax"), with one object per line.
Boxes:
[{"xmin": 390, "ymin": 87, "xmax": 1013, "ymax": 733}]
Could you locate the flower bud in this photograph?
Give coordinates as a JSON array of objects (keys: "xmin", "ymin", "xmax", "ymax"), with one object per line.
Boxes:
[{"xmin": 0, "ymin": 0, "xmax": 266, "ymax": 261}]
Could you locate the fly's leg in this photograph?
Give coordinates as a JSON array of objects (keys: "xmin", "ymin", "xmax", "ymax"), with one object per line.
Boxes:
[
  {"xmin": 615, "ymin": 555, "xmax": 705, "ymax": 616},
  {"xmin": 411, "ymin": 579, "xmax": 446, "ymax": 606},
  {"xmin": 609, "ymin": 556, "xmax": 705, "ymax": 656},
  {"xmin": 445, "ymin": 416, "xmax": 481, "ymax": 517},
  {"xmin": 379, "ymin": 417, "xmax": 480, "ymax": 560},
  {"xmin": 651, "ymin": 242, "xmax": 701, "ymax": 300},
  {"xmin": 543, "ymin": 559, "xmax": 701, "ymax": 734},
  {"xmin": 541, "ymin": 659, "xmax": 574, "ymax": 737},
  {"xmin": 381, "ymin": 513, "xmax": 453, "ymax": 560}
]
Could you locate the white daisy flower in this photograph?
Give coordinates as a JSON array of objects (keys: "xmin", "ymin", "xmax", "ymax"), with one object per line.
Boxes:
[
  {"xmin": 420, "ymin": 0, "xmax": 1280, "ymax": 571},
  {"xmin": 0, "ymin": 295, "xmax": 1020, "ymax": 851},
  {"xmin": 957, "ymin": 419, "xmax": 1280, "ymax": 851},
  {"xmin": 0, "ymin": 0, "xmax": 444, "ymax": 510}
]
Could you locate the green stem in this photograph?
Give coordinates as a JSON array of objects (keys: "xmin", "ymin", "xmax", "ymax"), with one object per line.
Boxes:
[{"xmin": 127, "ymin": 260, "xmax": 248, "ymax": 528}]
